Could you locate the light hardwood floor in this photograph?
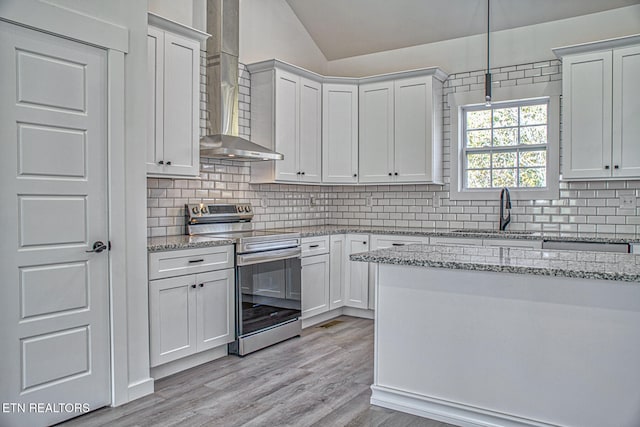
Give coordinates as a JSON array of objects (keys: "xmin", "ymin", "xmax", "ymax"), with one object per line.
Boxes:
[{"xmin": 59, "ymin": 316, "xmax": 457, "ymax": 427}]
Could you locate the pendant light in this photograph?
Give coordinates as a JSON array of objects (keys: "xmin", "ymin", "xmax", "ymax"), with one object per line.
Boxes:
[{"xmin": 485, "ymin": 0, "xmax": 492, "ymax": 107}]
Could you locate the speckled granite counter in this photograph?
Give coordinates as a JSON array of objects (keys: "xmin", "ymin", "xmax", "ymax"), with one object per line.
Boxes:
[
  {"xmin": 271, "ymin": 225, "xmax": 640, "ymax": 244},
  {"xmin": 350, "ymin": 243, "xmax": 640, "ymax": 282},
  {"xmin": 147, "ymin": 235, "xmax": 234, "ymax": 252}
]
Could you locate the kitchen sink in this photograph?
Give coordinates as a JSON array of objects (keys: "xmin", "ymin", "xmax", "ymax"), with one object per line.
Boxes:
[{"xmin": 450, "ymin": 229, "xmax": 535, "ymax": 235}]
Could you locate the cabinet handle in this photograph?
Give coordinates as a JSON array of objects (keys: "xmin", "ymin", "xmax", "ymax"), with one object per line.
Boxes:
[
  {"xmin": 353, "ymin": 173, "xmax": 357, "ymax": 177},
  {"xmin": 392, "ymin": 243, "xmax": 405, "ymax": 246},
  {"xmin": 388, "ymin": 172, "xmax": 392, "ymax": 176},
  {"xmin": 166, "ymin": 161, "xmax": 172, "ymax": 165},
  {"xmin": 301, "ymin": 171, "xmax": 305, "ymax": 175},
  {"xmin": 158, "ymin": 160, "xmax": 164, "ymax": 165},
  {"xmin": 394, "ymin": 172, "xmax": 398, "ymax": 176},
  {"xmin": 191, "ymin": 284, "xmax": 197, "ymax": 289},
  {"xmin": 188, "ymin": 259, "xmax": 205, "ymax": 263},
  {"xmin": 605, "ymin": 165, "xmax": 610, "ymax": 169},
  {"xmin": 199, "ymin": 283, "xmax": 204, "ymax": 288},
  {"xmin": 362, "ymin": 241, "xmax": 367, "ymax": 245},
  {"xmin": 309, "ymin": 244, "xmax": 320, "ymax": 248},
  {"xmin": 614, "ymin": 165, "xmax": 619, "ymax": 169}
]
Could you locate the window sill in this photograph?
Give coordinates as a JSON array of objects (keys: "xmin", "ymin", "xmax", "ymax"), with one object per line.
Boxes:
[{"xmin": 450, "ymin": 187, "xmax": 559, "ymax": 201}]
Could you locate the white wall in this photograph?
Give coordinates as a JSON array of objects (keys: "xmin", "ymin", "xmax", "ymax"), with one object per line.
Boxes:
[
  {"xmin": 148, "ymin": 0, "xmax": 206, "ymax": 32},
  {"xmin": 327, "ymin": 5, "xmax": 640, "ymax": 76},
  {"xmin": 239, "ymin": 0, "xmax": 327, "ymax": 73}
]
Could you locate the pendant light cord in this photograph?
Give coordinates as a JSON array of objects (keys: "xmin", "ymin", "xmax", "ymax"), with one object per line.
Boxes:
[{"xmin": 485, "ymin": 0, "xmax": 492, "ymax": 105}]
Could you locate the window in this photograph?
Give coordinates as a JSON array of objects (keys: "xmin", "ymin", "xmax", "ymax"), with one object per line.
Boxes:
[
  {"xmin": 448, "ymin": 81, "xmax": 560, "ymax": 201},
  {"xmin": 463, "ymin": 100, "xmax": 548, "ymax": 190}
]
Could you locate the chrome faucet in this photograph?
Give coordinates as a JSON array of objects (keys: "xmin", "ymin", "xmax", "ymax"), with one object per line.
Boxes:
[{"xmin": 499, "ymin": 187, "xmax": 511, "ymax": 231}]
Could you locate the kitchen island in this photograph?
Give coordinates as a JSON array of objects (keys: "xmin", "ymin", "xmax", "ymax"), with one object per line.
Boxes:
[{"xmin": 351, "ymin": 244, "xmax": 640, "ymax": 427}]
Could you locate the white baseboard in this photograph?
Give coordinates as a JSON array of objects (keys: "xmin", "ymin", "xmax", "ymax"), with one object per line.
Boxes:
[
  {"xmin": 370, "ymin": 385, "xmax": 556, "ymax": 427},
  {"xmin": 151, "ymin": 345, "xmax": 228, "ymax": 380},
  {"xmin": 126, "ymin": 378, "xmax": 154, "ymax": 403},
  {"xmin": 342, "ymin": 306, "xmax": 374, "ymax": 319}
]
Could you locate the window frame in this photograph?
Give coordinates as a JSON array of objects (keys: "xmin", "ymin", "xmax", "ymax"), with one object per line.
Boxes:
[
  {"xmin": 449, "ymin": 81, "xmax": 561, "ymax": 201},
  {"xmin": 462, "ymin": 98, "xmax": 549, "ymax": 190}
]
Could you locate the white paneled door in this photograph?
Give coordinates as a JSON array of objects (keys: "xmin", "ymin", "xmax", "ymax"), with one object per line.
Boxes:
[{"xmin": 0, "ymin": 22, "xmax": 110, "ymax": 427}]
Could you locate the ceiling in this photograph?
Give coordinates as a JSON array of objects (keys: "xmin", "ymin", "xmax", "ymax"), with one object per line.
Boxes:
[{"xmin": 285, "ymin": 0, "xmax": 640, "ymax": 60}]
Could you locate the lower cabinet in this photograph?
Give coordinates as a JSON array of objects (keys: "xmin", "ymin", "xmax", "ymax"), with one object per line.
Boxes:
[
  {"xmin": 345, "ymin": 234, "xmax": 370, "ymax": 309},
  {"xmin": 149, "ymin": 268, "xmax": 235, "ymax": 367},
  {"xmin": 301, "ymin": 253, "xmax": 330, "ymax": 318}
]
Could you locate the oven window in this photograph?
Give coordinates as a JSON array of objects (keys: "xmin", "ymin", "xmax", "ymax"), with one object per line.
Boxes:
[{"xmin": 237, "ymin": 258, "xmax": 301, "ymax": 335}]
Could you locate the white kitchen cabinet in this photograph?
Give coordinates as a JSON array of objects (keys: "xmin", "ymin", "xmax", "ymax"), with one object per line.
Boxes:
[
  {"xmin": 359, "ymin": 73, "xmax": 444, "ymax": 184},
  {"xmin": 301, "ymin": 253, "xmax": 330, "ymax": 319},
  {"xmin": 249, "ymin": 62, "xmax": 322, "ymax": 183},
  {"xmin": 147, "ymin": 14, "xmax": 209, "ymax": 177},
  {"xmin": 149, "ymin": 268, "xmax": 234, "ymax": 367},
  {"xmin": 323, "ymin": 83, "xmax": 359, "ymax": 183},
  {"xmin": 345, "ymin": 234, "xmax": 370, "ymax": 309},
  {"xmin": 556, "ymin": 36, "xmax": 640, "ymax": 180},
  {"xmin": 329, "ymin": 234, "xmax": 346, "ymax": 310}
]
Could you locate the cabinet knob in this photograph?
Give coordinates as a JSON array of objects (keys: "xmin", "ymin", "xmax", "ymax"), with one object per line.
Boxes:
[
  {"xmin": 614, "ymin": 165, "xmax": 619, "ymax": 169},
  {"xmin": 297, "ymin": 171, "xmax": 301, "ymax": 175},
  {"xmin": 362, "ymin": 241, "xmax": 367, "ymax": 245},
  {"xmin": 166, "ymin": 161, "xmax": 172, "ymax": 165},
  {"xmin": 388, "ymin": 172, "xmax": 392, "ymax": 176},
  {"xmin": 199, "ymin": 283, "xmax": 204, "ymax": 288},
  {"xmin": 353, "ymin": 174, "xmax": 357, "ymax": 177},
  {"xmin": 394, "ymin": 172, "xmax": 398, "ymax": 176},
  {"xmin": 158, "ymin": 160, "xmax": 164, "ymax": 165},
  {"xmin": 301, "ymin": 171, "xmax": 305, "ymax": 175},
  {"xmin": 191, "ymin": 284, "xmax": 196, "ymax": 289},
  {"xmin": 605, "ymin": 165, "xmax": 610, "ymax": 169}
]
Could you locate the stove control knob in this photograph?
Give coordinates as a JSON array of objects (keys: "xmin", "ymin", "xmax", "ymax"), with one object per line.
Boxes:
[
  {"xmin": 245, "ymin": 206, "xmax": 251, "ymax": 213},
  {"xmin": 192, "ymin": 206, "xmax": 199, "ymax": 214},
  {"xmin": 200, "ymin": 206, "xmax": 208, "ymax": 214}
]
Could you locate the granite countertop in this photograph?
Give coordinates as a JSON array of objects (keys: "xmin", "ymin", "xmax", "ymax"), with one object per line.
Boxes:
[
  {"xmin": 147, "ymin": 235, "xmax": 234, "ymax": 252},
  {"xmin": 271, "ymin": 225, "xmax": 640, "ymax": 244},
  {"xmin": 350, "ymin": 244, "xmax": 640, "ymax": 283}
]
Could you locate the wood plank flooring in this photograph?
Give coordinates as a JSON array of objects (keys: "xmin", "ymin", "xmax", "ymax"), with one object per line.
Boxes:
[{"xmin": 59, "ymin": 316, "xmax": 458, "ymax": 427}]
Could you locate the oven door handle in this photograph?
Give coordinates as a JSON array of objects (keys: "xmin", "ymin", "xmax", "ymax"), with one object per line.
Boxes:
[{"xmin": 237, "ymin": 247, "xmax": 301, "ymax": 266}]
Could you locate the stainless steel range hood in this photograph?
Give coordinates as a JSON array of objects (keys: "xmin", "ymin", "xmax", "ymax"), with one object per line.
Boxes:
[{"xmin": 201, "ymin": 0, "xmax": 283, "ymax": 161}]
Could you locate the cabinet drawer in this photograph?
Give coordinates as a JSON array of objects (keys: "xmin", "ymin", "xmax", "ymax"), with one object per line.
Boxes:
[
  {"xmin": 301, "ymin": 236, "xmax": 330, "ymax": 256},
  {"xmin": 428, "ymin": 237, "xmax": 483, "ymax": 246},
  {"xmin": 483, "ymin": 239, "xmax": 542, "ymax": 249},
  {"xmin": 149, "ymin": 245, "xmax": 234, "ymax": 280}
]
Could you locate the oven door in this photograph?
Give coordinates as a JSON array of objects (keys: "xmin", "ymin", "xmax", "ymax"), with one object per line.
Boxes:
[{"xmin": 236, "ymin": 248, "xmax": 301, "ymax": 337}]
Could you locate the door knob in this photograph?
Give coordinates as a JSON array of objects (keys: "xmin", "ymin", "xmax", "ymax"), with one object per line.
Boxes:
[{"xmin": 86, "ymin": 241, "xmax": 107, "ymax": 253}]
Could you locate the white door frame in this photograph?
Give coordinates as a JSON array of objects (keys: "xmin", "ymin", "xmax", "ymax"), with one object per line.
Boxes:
[{"xmin": 0, "ymin": 0, "xmax": 152, "ymax": 406}]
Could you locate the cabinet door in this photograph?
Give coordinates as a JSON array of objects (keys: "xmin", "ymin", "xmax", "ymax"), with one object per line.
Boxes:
[
  {"xmin": 195, "ymin": 269, "xmax": 235, "ymax": 352},
  {"xmin": 562, "ymin": 51, "xmax": 612, "ymax": 179},
  {"xmin": 301, "ymin": 254, "xmax": 330, "ymax": 319},
  {"xmin": 613, "ymin": 45, "xmax": 640, "ymax": 178},
  {"xmin": 274, "ymin": 69, "xmax": 300, "ymax": 182},
  {"xmin": 162, "ymin": 32, "xmax": 200, "ymax": 176},
  {"xmin": 359, "ymin": 82, "xmax": 394, "ymax": 183},
  {"xmin": 345, "ymin": 235, "xmax": 369, "ymax": 309},
  {"xmin": 147, "ymin": 28, "xmax": 164, "ymax": 174},
  {"xmin": 299, "ymin": 77, "xmax": 322, "ymax": 183},
  {"xmin": 149, "ymin": 275, "xmax": 197, "ymax": 367},
  {"xmin": 394, "ymin": 76, "xmax": 433, "ymax": 182},
  {"xmin": 329, "ymin": 234, "xmax": 345, "ymax": 310},
  {"xmin": 323, "ymin": 84, "xmax": 359, "ymax": 183}
]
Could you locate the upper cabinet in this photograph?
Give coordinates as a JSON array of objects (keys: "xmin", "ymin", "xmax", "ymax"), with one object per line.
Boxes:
[
  {"xmin": 323, "ymin": 83, "xmax": 359, "ymax": 183},
  {"xmin": 147, "ymin": 13, "xmax": 210, "ymax": 177},
  {"xmin": 554, "ymin": 35, "xmax": 640, "ymax": 180},
  {"xmin": 359, "ymin": 73, "xmax": 444, "ymax": 184},
  {"xmin": 249, "ymin": 62, "xmax": 322, "ymax": 183},
  {"xmin": 247, "ymin": 59, "xmax": 447, "ymax": 185}
]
